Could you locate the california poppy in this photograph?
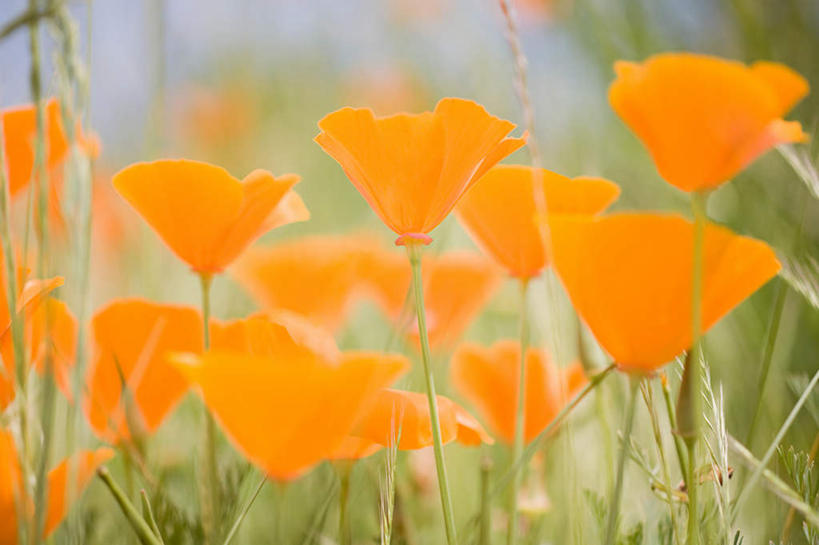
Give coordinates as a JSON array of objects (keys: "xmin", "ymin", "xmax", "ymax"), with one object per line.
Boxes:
[
  {"xmin": 456, "ymin": 165, "xmax": 620, "ymax": 278},
  {"xmin": 171, "ymin": 315, "xmax": 409, "ymax": 480},
  {"xmin": 547, "ymin": 213, "xmax": 781, "ymax": 373},
  {"xmin": 84, "ymin": 299, "xmax": 203, "ymax": 442},
  {"xmin": 112, "ymin": 159, "xmax": 309, "ymax": 274},
  {"xmin": 315, "ymin": 98, "xmax": 525, "ymax": 246},
  {"xmin": 349, "ymin": 389, "xmax": 493, "ymax": 450},
  {"xmin": 361, "ymin": 249, "xmax": 502, "ymax": 348},
  {"xmin": 451, "ymin": 340, "xmax": 587, "ymax": 443},
  {"xmin": 0, "ymin": 428, "xmax": 113, "ymax": 543},
  {"xmin": 231, "ymin": 234, "xmax": 380, "ymax": 332},
  {"xmin": 609, "ymin": 53, "xmax": 809, "ymax": 192}
]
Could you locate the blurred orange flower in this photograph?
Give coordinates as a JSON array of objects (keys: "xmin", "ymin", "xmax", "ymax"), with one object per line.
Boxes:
[
  {"xmin": 451, "ymin": 340, "xmax": 586, "ymax": 443},
  {"xmin": 349, "ymin": 389, "xmax": 493, "ymax": 451},
  {"xmin": 362, "ymin": 249, "xmax": 502, "ymax": 348},
  {"xmin": 112, "ymin": 159, "xmax": 309, "ymax": 273},
  {"xmin": 84, "ymin": 299, "xmax": 203, "ymax": 442},
  {"xmin": 457, "ymin": 165, "xmax": 620, "ymax": 278},
  {"xmin": 231, "ymin": 234, "xmax": 380, "ymax": 332},
  {"xmin": 609, "ymin": 53, "xmax": 809, "ymax": 192},
  {"xmin": 548, "ymin": 213, "xmax": 781, "ymax": 373},
  {"xmin": 315, "ymin": 98, "xmax": 525, "ymax": 245},
  {"xmin": 171, "ymin": 315, "xmax": 408, "ymax": 480},
  {"xmin": 0, "ymin": 429, "xmax": 113, "ymax": 543}
]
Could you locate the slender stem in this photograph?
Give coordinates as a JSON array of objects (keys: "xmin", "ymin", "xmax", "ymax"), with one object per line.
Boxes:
[
  {"xmin": 661, "ymin": 373, "xmax": 689, "ymax": 489},
  {"xmin": 683, "ymin": 190, "xmax": 708, "ymax": 545},
  {"xmin": 222, "ymin": 475, "xmax": 266, "ymax": 545},
  {"xmin": 744, "ymin": 281, "xmax": 787, "ymax": 451},
  {"xmin": 140, "ymin": 490, "xmax": 165, "ymax": 544},
  {"xmin": 508, "ymin": 279, "xmax": 529, "ymax": 545},
  {"xmin": 406, "ymin": 243, "xmax": 458, "ymax": 545},
  {"xmin": 479, "ymin": 455, "xmax": 492, "ymax": 545},
  {"xmin": 338, "ymin": 465, "xmax": 352, "ymax": 545},
  {"xmin": 604, "ymin": 376, "xmax": 640, "ymax": 545},
  {"xmin": 199, "ymin": 273, "xmax": 219, "ymax": 543},
  {"xmin": 642, "ymin": 381, "xmax": 679, "ymax": 545},
  {"xmin": 97, "ymin": 467, "xmax": 163, "ymax": 545}
]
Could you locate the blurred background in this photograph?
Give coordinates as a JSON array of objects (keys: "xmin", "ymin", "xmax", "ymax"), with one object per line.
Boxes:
[{"xmin": 1, "ymin": 0, "xmax": 818, "ymax": 543}]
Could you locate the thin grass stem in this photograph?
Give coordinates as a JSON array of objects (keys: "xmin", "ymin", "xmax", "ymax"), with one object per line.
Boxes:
[
  {"xmin": 199, "ymin": 273, "xmax": 220, "ymax": 544},
  {"xmin": 604, "ymin": 376, "xmax": 640, "ymax": 545},
  {"xmin": 222, "ymin": 475, "xmax": 266, "ymax": 545},
  {"xmin": 406, "ymin": 242, "xmax": 458, "ymax": 545},
  {"xmin": 97, "ymin": 467, "xmax": 163, "ymax": 545},
  {"xmin": 508, "ymin": 279, "xmax": 530, "ymax": 545}
]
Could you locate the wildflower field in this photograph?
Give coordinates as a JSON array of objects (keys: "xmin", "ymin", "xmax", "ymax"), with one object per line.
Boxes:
[{"xmin": 1, "ymin": 0, "xmax": 819, "ymax": 543}]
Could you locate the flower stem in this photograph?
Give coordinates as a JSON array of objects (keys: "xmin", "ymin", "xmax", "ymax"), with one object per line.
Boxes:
[
  {"xmin": 406, "ymin": 243, "xmax": 458, "ymax": 545},
  {"xmin": 97, "ymin": 467, "xmax": 163, "ymax": 545},
  {"xmin": 222, "ymin": 475, "xmax": 266, "ymax": 545},
  {"xmin": 479, "ymin": 455, "xmax": 492, "ymax": 545},
  {"xmin": 199, "ymin": 273, "xmax": 220, "ymax": 544},
  {"xmin": 661, "ymin": 373, "xmax": 689, "ymax": 489},
  {"xmin": 604, "ymin": 376, "xmax": 640, "ymax": 545},
  {"xmin": 338, "ymin": 464, "xmax": 352, "ymax": 545},
  {"xmin": 508, "ymin": 279, "xmax": 529, "ymax": 545}
]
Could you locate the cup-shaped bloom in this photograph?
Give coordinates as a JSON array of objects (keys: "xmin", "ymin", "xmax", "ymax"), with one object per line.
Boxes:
[
  {"xmin": 84, "ymin": 299, "xmax": 204, "ymax": 441},
  {"xmin": 0, "ymin": 429, "xmax": 113, "ymax": 543},
  {"xmin": 1, "ymin": 98, "xmax": 99, "ymax": 197},
  {"xmin": 609, "ymin": 53, "xmax": 809, "ymax": 192},
  {"xmin": 361, "ymin": 249, "xmax": 502, "ymax": 348},
  {"xmin": 548, "ymin": 213, "xmax": 781, "ymax": 373},
  {"xmin": 231, "ymin": 234, "xmax": 381, "ymax": 332},
  {"xmin": 450, "ymin": 340, "xmax": 587, "ymax": 444},
  {"xmin": 172, "ymin": 315, "xmax": 409, "ymax": 480},
  {"xmin": 315, "ymin": 98, "xmax": 525, "ymax": 245},
  {"xmin": 456, "ymin": 165, "xmax": 620, "ymax": 278},
  {"xmin": 349, "ymin": 389, "xmax": 493, "ymax": 451},
  {"xmin": 112, "ymin": 159, "xmax": 309, "ymax": 273}
]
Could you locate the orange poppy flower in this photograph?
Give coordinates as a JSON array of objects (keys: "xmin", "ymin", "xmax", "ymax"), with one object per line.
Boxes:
[
  {"xmin": 112, "ymin": 159, "xmax": 309, "ymax": 273},
  {"xmin": 362, "ymin": 249, "xmax": 502, "ymax": 348},
  {"xmin": 450, "ymin": 340, "xmax": 587, "ymax": 443},
  {"xmin": 609, "ymin": 53, "xmax": 809, "ymax": 192},
  {"xmin": 350, "ymin": 389, "xmax": 493, "ymax": 450},
  {"xmin": 171, "ymin": 315, "xmax": 409, "ymax": 480},
  {"xmin": 457, "ymin": 165, "xmax": 620, "ymax": 278},
  {"xmin": 315, "ymin": 98, "xmax": 525, "ymax": 245},
  {"xmin": 0, "ymin": 270, "xmax": 64, "ymax": 410},
  {"xmin": 0, "ymin": 428, "xmax": 113, "ymax": 543},
  {"xmin": 84, "ymin": 299, "xmax": 203, "ymax": 442},
  {"xmin": 231, "ymin": 234, "xmax": 380, "ymax": 332},
  {"xmin": 1, "ymin": 98, "xmax": 99, "ymax": 197},
  {"xmin": 548, "ymin": 213, "xmax": 781, "ymax": 373}
]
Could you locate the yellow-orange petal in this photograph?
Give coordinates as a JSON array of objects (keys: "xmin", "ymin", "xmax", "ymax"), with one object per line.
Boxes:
[
  {"xmin": 112, "ymin": 159, "xmax": 307, "ymax": 273},
  {"xmin": 0, "ymin": 429, "xmax": 23, "ymax": 545},
  {"xmin": 457, "ymin": 165, "xmax": 620, "ymax": 277},
  {"xmin": 28, "ymin": 298, "xmax": 78, "ymax": 402},
  {"xmin": 231, "ymin": 234, "xmax": 379, "ymax": 332},
  {"xmin": 44, "ymin": 447, "xmax": 114, "ymax": 536},
  {"xmin": 451, "ymin": 340, "xmax": 586, "ymax": 444},
  {"xmin": 609, "ymin": 53, "xmax": 809, "ymax": 191},
  {"xmin": 171, "ymin": 350, "xmax": 408, "ymax": 480},
  {"xmin": 548, "ymin": 213, "xmax": 781, "ymax": 372},
  {"xmin": 84, "ymin": 299, "xmax": 203, "ymax": 442},
  {"xmin": 351, "ymin": 389, "xmax": 491, "ymax": 450},
  {"xmin": 315, "ymin": 98, "xmax": 523, "ymax": 240},
  {"xmin": 327, "ymin": 436, "xmax": 383, "ymax": 461}
]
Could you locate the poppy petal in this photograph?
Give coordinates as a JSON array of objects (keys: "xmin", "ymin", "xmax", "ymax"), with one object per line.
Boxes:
[{"xmin": 44, "ymin": 448, "xmax": 114, "ymax": 536}]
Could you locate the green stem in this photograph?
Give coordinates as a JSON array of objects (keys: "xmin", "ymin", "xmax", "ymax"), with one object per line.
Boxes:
[
  {"xmin": 97, "ymin": 467, "xmax": 163, "ymax": 545},
  {"xmin": 508, "ymin": 279, "xmax": 529, "ymax": 545},
  {"xmin": 685, "ymin": 440, "xmax": 699, "ymax": 544},
  {"xmin": 604, "ymin": 376, "xmax": 640, "ymax": 545},
  {"xmin": 661, "ymin": 373, "xmax": 689, "ymax": 489},
  {"xmin": 140, "ymin": 490, "xmax": 165, "ymax": 544},
  {"xmin": 479, "ymin": 455, "xmax": 492, "ymax": 545},
  {"xmin": 222, "ymin": 475, "xmax": 266, "ymax": 545},
  {"xmin": 642, "ymin": 382, "xmax": 679, "ymax": 545},
  {"xmin": 338, "ymin": 465, "xmax": 352, "ymax": 545},
  {"xmin": 199, "ymin": 273, "xmax": 220, "ymax": 543},
  {"xmin": 406, "ymin": 243, "xmax": 458, "ymax": 545}
]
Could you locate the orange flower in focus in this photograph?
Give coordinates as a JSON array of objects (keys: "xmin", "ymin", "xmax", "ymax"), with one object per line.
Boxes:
[
  {"xmin": 84, "ymin": 299, "xmax": 203, "ymax": 441},
  {"xmin": 231, "ymin": 234, "xmax": 379, "ymax": 332},
  {"xmin": 0, "ymin": 429, "xmax": 113, "ymax": 543},
  {"xmin": 451, "ymin": 340, "xmax": 586, "ymax": 443},
  {"xmin": 315, "ymin": 98, "xmax": 525, "ymax": 246},
  {"xmin": 112, "ymin": 159, "xmax": 309, "ymax": 273},
  {"xmin": 171, "ymin": 315, "xmax": 408, "ymax": 480},
  {"xmin": 548, "ymin": 213, "xmax": 781, "ymax": 373},
  {"xmin": 457, "ymin": 165, "xmax": 620, "ymax": 278},
  {"xmin": 609, "ymin": 53, "xmax": 809, "ymax": 192},
  {"xmin": 350, "ymin": 389, "xmax": 493, "ymax": 451},
  {"xmin": 362, "ymin": 249, "xmax": 502, "ymax": 348}
]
